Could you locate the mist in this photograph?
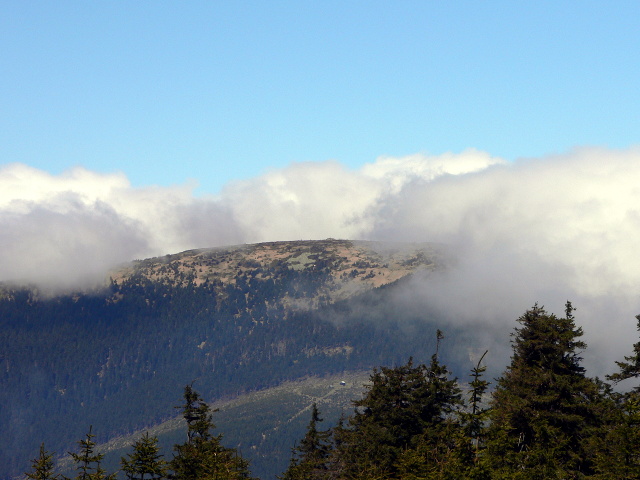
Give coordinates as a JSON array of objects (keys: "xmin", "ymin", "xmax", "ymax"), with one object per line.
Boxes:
[
  {"xmin": 365, "ymin": 147, "xmax": 640, "ymax": 377},
  {"xmin": 2, "ymin": 147, "xmax": 640, "ymax": 376}
]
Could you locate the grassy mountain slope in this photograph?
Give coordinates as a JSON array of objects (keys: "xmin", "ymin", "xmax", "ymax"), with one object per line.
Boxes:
[
  {"xmin": 111, "ymin": 238, "xmax": 442, "ymax": 305},
  {"xmin": 57, "ymin": 371, "xmax": 371, "ymax": 480},
  {"xmin": 1, "ymin": 239, "xmax": 448, "ymax": 479}
]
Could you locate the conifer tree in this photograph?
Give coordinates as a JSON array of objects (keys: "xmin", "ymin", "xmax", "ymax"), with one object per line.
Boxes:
[
  {"xmin": 325, "ymin": 412, "xmax": 349, "ymax": 479},
  {"xmin": 591, "ymin": 391, "xmax": 640, "ymax": 479},
  {"xmin": 336, "ymin": 333, "xmax": 462, "ymax": 479},
  {"xmin": 592, "ymin": 314, "xmax": 640, "ymax": 478},
  {"xmin": 342, "ymin": 359, "xmax": 431, "ymax": 478},
  {"xmin": 485, "ymin": 302, "xmax": 600, "ymax": 479},
  {"xmin": 444, "ymin": 350, "xmax": 492, "ymax": 480},
  {"xmin": 395, "ymin": 348, "xmax": 465, "ymax": 480},
  {"xmin": 280, "ymin": 403, "xmax": 331, "ymax": 480},
  {"xmin": 609, "ymin": 314, "xmax": 640, "ymax": 385},
  {"xmin": 394, "ymin": 350, "xmax": 493, "ymax": 480},
  {"xmin": 170, "ymin": 384, "xmax": 254, "ymax": 480},
  {"xmin": 25, "ymin": 443, "xmax": 58, "ymax": 480},
  {"xmin": 464, "ymin": 350, "xmax": 490, "ymax": 462},
  {"xmin": 66, "ymin": 426, "xmax": 114, "ymax": 480},
  {"xmin": 121, "ymin": 432, "xmax": 167, "ymax": 480}
]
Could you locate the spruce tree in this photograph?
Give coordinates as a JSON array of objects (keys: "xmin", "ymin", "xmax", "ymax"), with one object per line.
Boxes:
[
  {"xmin": 395, "ymin": 351, "xmax": 493, "ymax": 480},
  {"xmin": 464, "ymin": 350, "xmax": 490, "ymax": 463},
  {"xmin": 25, "ymin": 443, "xmax": 58, "ymax": 480},
  {"xmin": 591, "ymin": 391, "xmax": 640, "ymax": 479},
  {"xmin": 336, "ymin": 341, "xmax": 462, "ymax": 479},
  {"xmin": 485, "ymin": 302, "xmax": 600, "ymax": 479},
  {"xmin": 394, "ymin": 350, "xmax": 465, "ymax": 480},
  {"xmin": 608, "ymin": 314, "xmax": 640, "ymax": 385},
  {"xmin": 280, "ymin": 404, "xmax": 331, "ymax": 480},
  {"xmin": 170, "ymin": 384, "xmax": 254, "ymax": 480},
  {"xmin": 66, "ymin": 426, "xmax": 114, "ymax": 480},
  {"xmin": 592, "ymin": 314, "xmax": 640, "ymax": 478},
  {"xmin": 448, "ymin": 351, "xmax": 492, "ymax": 480},
  {"xmin": 325, "ymin": 412, "xmax": 348, "ymax": 479},
  {"xmin": 121, "ymin": 432, "xmax": 167, "ymax": 480},
  {"xmin": 343, "ymin": 359, "xmax": 430, "ymax": 478}
]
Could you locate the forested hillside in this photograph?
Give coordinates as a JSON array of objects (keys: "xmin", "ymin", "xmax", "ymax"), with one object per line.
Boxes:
[
  {"xmin": 278, "ymin": 303, "xmax": 640, "ymax": 479},
  {"xmin": 25, "ymin": 303, "xmax": 640, "ymax": 479},
  {"xmin": 1, "ymin": 240, "xmax": 451, "ymax": 479},
  {"xmin": 18, "ymin": 240, "xmax": 640, "ymax": 479}
]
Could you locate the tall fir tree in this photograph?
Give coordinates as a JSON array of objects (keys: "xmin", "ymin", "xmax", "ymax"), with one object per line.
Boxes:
[
  {"xmin": 170, "ymin": 384, "xmax": 254, "ymax": 480},
  {"xmin": 121, "ymin": 432, "xmax": 168, "ymax": 480},
  {"xmin": 444, "ymin": 350, "xmax": 492, "ymax": 480},
  {"xmin": 590, "ymin": 390, "xmax": 640, "ymax": 479},
  {"xmin": 65, "ymin": 426, "xmax": 115, "ymax": 480},
  {"xmin": 592, "ymin": 313, "xmax": 640, "ymax": 478},
  {"xmin": 394, "ymin": 348, "xmax": 465, "ymax": 480},
  {"xmin": 325, "ymin": 412, "xmax": 349, "ymax": 479},
  {"xmin": 335, "ymin": 332, "xmax": 462, "ymax": 480},
  {"xmin": 485, "ymin": 302, "xmax": 601, "ymax": 479},
  {"xmin": 25, "ymin": 443, "xmax": 58, "ymax": 480},
  {"xmin": 463, "ymin": 350, "xmax": 490, "ymax": 464},
  {"xmin": 280, "ymin": 403, "xmax": 331, "ymax": 480},
  {"xmin": 341, "ymin": 359, "xmax": 431, "ymax": 478}
]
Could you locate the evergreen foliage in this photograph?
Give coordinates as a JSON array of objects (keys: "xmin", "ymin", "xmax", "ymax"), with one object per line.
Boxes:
[
  {"xmin": 280, "ymin": 404, "xmax": 331, "ymax": 480},
  {"xmin": 591, "ymin": 391, "xmax": 640, "ymax": 479},
  {"xmin": 25, "ymin": 301, "xmax": 640, "ymax": 479},
  {"xmin": 170, "ymin": 384, "xmax": 254, "ymax": 480},
  {"xmin": 609, "ymin": 314, "xmax": 640, "ymax": 386},
  {"xmin": 463, "ymin": 350, "xmax": 490, "ymax": 464},
  {"xmin": 393, "ymin": 349, "xmax": 470, "ymax": 480},
  {"xmin": 25, "ymin": 443, "xmax": 58, "ymax": 480},
  {"xmin": 65, "ymin": 426, "xmax": 115, "ymax": 480},
  {"xmin": 593, "ymin": 313, "xmax": 640, "ymax": 478},
  {"xmin": 120, "ymin": 432, "xmax": 167, "ymax": 480},
  {"xmin": 485, "ymin": 302, "xmax": 601, "ymax": 478},
  {"xmin": 333, "ymin": 331, "xmax": 463, "ymax": 479}
]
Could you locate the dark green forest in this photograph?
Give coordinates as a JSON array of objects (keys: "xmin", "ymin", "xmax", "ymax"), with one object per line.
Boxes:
[
  {"xmin": 1, "ymin": 262, "xmax": 456, "ymax": 479},
  {"xmin": 25, "ymin": 303, "xmax": 640, "ymax": 479}
]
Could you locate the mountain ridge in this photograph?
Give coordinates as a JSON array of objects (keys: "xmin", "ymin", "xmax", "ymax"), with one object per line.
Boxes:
[
  {"xmin": 1, "ymin": 239, "xmax": 450, "ymax": 479},
  {"xmin": 110, "ymin": 239, "xmax": 442, "ymax": 305}
]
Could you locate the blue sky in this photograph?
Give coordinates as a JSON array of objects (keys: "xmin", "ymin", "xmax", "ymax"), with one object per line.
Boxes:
[
  {"xmin": 2, "ymin": 1, "xmax": 639, "ymax": 194},
  {"xmin": 4, "ymin": 2, "xmax": 640, "ymax": 371}
]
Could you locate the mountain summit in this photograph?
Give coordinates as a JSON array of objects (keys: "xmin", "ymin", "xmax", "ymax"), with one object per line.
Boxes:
[
  {"xmin": 111, "ymin": 239, "xmax": 441, "ymax": 306},
  {"xmin": 1, "ymin": 239, "xmax": 445, "ymax": 479}
]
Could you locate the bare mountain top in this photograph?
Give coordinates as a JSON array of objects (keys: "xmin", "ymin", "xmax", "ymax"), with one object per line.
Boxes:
[
  {"xmin": 111, "ymin": 239, "xmax": 442, "ymax": 304},
  {"xmin": 0, "ymin": 239, "xmax": 448, "ymax": 479}
]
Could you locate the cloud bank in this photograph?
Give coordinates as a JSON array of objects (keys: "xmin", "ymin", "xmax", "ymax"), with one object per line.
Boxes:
[{"xmin": 2, "ymin": 147, "xmax": 640, "ymax": 375}]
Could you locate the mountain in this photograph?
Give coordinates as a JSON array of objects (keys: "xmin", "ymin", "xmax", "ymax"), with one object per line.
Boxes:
[
  {"xmin": 56, "ymin": 370, "xmax": 372, "ymax": 480},
  {"xmin": 0, "ymin": 239, "xmax": 455, "ymax": 479},
  {"xmin": 110, "ymin": 238, "xmax": 443, "ymax": 305}
]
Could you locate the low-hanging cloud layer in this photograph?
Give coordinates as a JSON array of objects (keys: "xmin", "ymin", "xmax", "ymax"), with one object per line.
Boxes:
[{"xmin": 2, "ymin": 146, "xmax": 640, "ymax": 376}]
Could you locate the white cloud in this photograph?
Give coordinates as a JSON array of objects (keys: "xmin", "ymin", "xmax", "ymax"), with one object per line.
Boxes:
[
  {"xmin": 0, "ymin": 198, "xmax": 148, "ymax": 289},
  {"xmin": 0, "ymin": 151, "xmax": 501, "ymax": 288},
  {"xmin": 2, "ymin": 147, "xmax": 640, "ymax": 376},
  {"xmin": 0, "ymin": 164, "xmax": 244, "ymax": 289},
  {"xmin": 218, "ymin": 161, "xmax": 379, "ymax": 242},
  {"xmin": 362, "ymin": 148, "xmax": 505, "ymax": 194},
  {"xmin": 218, "ymin": 150, "xmax": 503, "ymax": 242},
  {"xmin": 364, "ymin": 147, "xmax": 640, "ymax": 376},
  {"xmin": 367, "ymin": 147, "xmax": 640, "ymax": 298}
]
